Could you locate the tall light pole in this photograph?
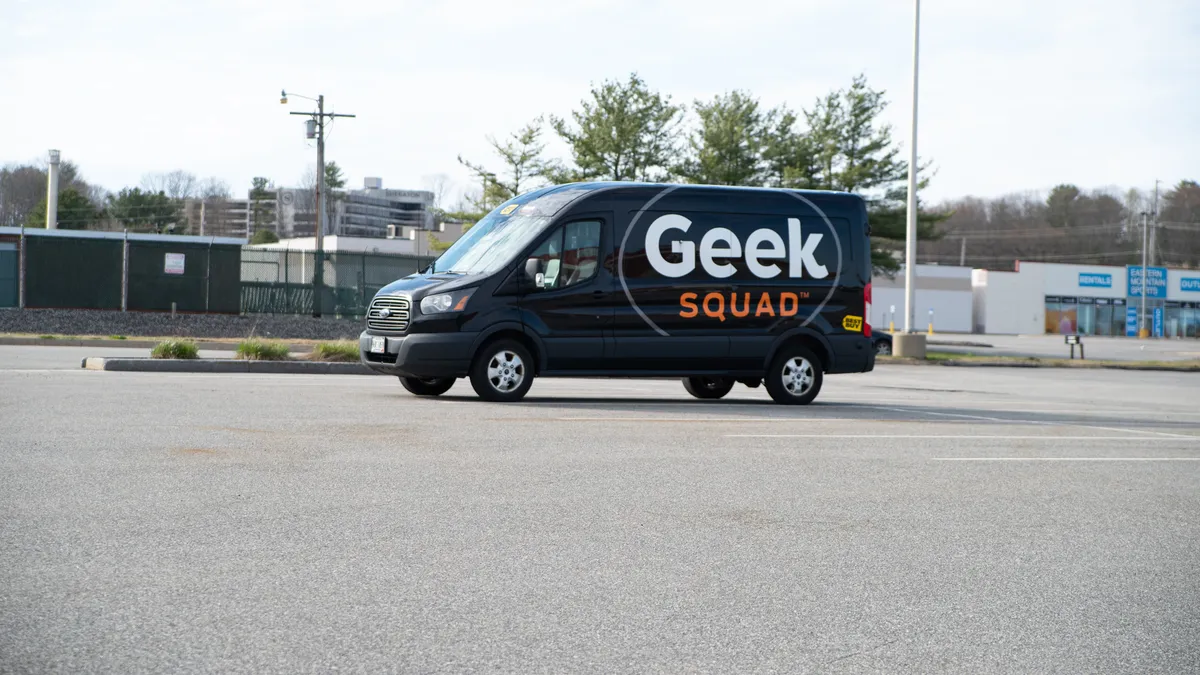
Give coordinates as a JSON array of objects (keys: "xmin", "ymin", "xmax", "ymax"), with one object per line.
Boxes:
[
  {"xmin": 895, "ymin": 0, "xmax": 926, "ymax": 358},
  {"xmin": 282, "ymin": 90, "xmax": 356, "ymax": 318},
  {"xmin": 903, "ymin": 0, "xmax": 921, "ymax": 334}
]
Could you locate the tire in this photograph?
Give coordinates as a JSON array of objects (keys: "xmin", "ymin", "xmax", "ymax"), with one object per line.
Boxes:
[
  {"xmin": 469, "ymin": 339, "xmax": 535, "ymax": 402},
  {"xmin": 875, "ymin": 339, "xmax": 892, "ymax": 356},
  {"xmin": 764, "ymin": 344, "xmax": 824, "ymax": 405},
  {"xmin": 682, "ymin": 376, "xmax": 735, "ymax": 400},
  {"xmin": 399, "ymin": 376, "xmax": 456, "ymax": 397}
]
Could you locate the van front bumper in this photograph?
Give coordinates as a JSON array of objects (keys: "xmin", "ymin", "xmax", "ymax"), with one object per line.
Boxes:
[{"xmin": 359, "ymin": 331, "xmax": 476, "ymax": 378}]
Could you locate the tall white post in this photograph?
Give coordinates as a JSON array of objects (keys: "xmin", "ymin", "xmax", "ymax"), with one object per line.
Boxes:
[
  {"xmin": 903, "ymin": 0, "xmax": 921, "ymax": 333},
  {"xmin": 46, "ymin": 150, "xmax": 61, "ymax": 229}
]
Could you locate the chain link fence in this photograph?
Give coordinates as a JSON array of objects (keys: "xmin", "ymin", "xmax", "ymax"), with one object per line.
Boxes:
[{"xmin": 240, "ymin": 249, "xmax": 436, "ymax": 318}]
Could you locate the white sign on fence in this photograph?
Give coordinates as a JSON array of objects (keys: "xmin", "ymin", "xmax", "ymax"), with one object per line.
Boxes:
[{"xmin": 164, "ymin": 253, "xmax": 186, "ymax": 275}]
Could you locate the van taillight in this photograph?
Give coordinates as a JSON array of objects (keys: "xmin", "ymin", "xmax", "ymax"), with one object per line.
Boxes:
[{"xmin": 863, "ymin": 282, "xmax": 873, "ymax": 337}]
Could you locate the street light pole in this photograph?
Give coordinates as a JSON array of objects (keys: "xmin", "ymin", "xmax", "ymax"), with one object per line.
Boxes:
[
  {"xmin": 903, "ymin": 0, "xmax": 921, "ymax": 335},
  {"xmin": 283, "ymin": 90, "xmax": 355, "ymax": 317}
]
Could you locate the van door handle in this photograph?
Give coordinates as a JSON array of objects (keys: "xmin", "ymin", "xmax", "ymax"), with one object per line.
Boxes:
[{"xmin": 593, "ymin": 290, "xmax": 608, "ymax": 299}]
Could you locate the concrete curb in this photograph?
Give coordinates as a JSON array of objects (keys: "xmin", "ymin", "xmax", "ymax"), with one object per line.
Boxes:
[
  {"xmin": 5, "ymin": 337, "xmax": 316, "ymax": 351},
  {"xmin": 82, "ymin": 357, "xmax": 379, "ymax": 375}
]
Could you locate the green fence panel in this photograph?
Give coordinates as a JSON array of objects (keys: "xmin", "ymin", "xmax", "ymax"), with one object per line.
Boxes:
[
  {"xmin": 25, "ymin": 236, "xmax": 123, "ymax": 309},
  {"xmin": 238, "ymin": 249, "xmax": 434, "ymax": 318},
  {"xmin": 0, "ymin": 247, "xmax": 17, "ymax": 308},
  {"xmin": 126, "ymin": 241, "xmax": 242, "ymax": 313}
]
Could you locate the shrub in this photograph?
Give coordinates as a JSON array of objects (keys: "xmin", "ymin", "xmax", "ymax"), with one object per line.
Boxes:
[
  {"xmin": 151, "ymin": 339, "xmax": 199, "ymax": 360},
  {"xmin": 235, "ymin": 339, "xmax": 290, "ymax": 361},
  {"xmin": 310, "ymin": 340, "xmax": 359, "ymax": 362},
  {"xmin": 109, "ymin": 335, "xmax": 127, "ymax": 340}
]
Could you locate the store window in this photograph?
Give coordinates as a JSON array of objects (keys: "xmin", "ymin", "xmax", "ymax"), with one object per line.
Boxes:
[
  {"xmin": 1183, "ymin": 304, "xmax": 1199, "ymax": 338},
  {"xmin": 1077, "ymin": 298, "xmax": 1096, "ymax": 335},
  {"xmin": 1095, "ymin": 299, "xmax": 1112, "ymax": 336},
  {"xmin": 1045, "ymin": 296, "xmax": 1061, "ymax": 334},
  {"xmin": 1112, "ymin": 299, "xmax": 1128, "ymax": 336}
]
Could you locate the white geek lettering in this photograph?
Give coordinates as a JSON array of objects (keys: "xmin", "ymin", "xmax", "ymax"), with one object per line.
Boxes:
[
  {"xmin": 644, "ymin": 214, "xmax": 830, "ymax": 279},
  {"xmin": 744, "ymin": 228, "xmax": 786, "ymax": 278},
  {"xmin": 699, "ymin": 227, "xmax": 741, "ymax": 278},
  {"xmin": 644, "ymin": 214, "xmax": 696, "ymax": 277},
  {"xmin": 788, "ymin": 218, "xmax": 828, "ymax": 279}
]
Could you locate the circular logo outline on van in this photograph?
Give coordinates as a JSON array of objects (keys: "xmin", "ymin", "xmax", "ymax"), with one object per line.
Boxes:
[{"xmin": 617, "ymin": 187, "xmax": 844, "ymax": 337}]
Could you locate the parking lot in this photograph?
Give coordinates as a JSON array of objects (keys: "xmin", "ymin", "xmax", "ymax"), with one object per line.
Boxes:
[{"xmin": 2, "ymin": 346, "xmax": 1198, "ymax": 673}]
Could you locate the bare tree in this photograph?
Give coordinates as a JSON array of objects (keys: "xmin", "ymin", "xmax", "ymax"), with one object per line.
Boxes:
[
  {"xmin": 141, "ymin": 170, "xmax": 199, "ymax": 200},
  {"xmin": 422, "ymin": 173, "xmax": 452, "ymax": 210}
]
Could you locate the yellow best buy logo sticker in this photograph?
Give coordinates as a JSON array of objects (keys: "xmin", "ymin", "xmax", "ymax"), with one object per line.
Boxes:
[
  {"xmin": 500, "ymin": 204, "xmax": 519, "ymax": 215},
  {"xmin": 843, "ymin": 315, "xmax": 863, "ymax": 332}
]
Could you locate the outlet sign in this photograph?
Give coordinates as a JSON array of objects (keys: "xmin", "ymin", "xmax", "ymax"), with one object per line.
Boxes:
[
  {"xmin": 1181, "ymin": 277, "xmax": 1200, "ymax": 293},
  {"xmin": 1127, "ymin": 265, "xmax": 1167, "ymax": 299},
  {"xmin": 1078, "ymin": 272, "xmax": 1112, "ymax": 288}
]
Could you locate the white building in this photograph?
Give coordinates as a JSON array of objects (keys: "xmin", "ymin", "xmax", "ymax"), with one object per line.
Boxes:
[
  {"xmin": 972, "ymin": 262, "xmax": 1200, "ymax": 337},
  {"xmin": 871, "ymin": 264, "xmax": 975, "ymax": 334}
]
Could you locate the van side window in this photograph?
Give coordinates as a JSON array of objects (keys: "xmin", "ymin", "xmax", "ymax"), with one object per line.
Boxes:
[
  {"xmin": 561, "ymin": 220, "xmax": 601, "ymax": 287},
  {"xmin": 526, "ymin": 220, "xmax": 601, "ymax": 291}
]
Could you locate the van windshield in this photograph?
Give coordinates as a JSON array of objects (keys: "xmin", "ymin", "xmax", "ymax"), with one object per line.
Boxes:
[{"xmin": 433, "ymin": 212, "xmax": 552, "ymax": 275}]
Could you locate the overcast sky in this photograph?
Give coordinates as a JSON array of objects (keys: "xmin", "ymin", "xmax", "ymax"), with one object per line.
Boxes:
[{"xmin": 3, "ymin": 0, "xmax": 1197, "ymax": 204}]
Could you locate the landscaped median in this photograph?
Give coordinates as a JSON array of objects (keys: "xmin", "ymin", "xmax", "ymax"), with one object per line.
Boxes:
[
  {"xmin": 80, "ymin": 339, "xmax": 379, "ymax": 375},
  {"xmin": 878, "ymin": 351, "xmax": 1200, "ymax": 372}
]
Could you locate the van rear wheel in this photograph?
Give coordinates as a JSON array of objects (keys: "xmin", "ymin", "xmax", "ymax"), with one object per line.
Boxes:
[
  {"xmin": 469, "ymin": 339, "xmax": 535, "ymax": 402},
  {"xmin": 682, "ymin": 376, "xmax": 735, "ymax": 400},
  {"xmin": 764, "ymin": 345, "xmax": 824, "ymax": 405},
  {"xmin": 399, "ymin": 376, "xmax": 456, "ymax": 397}
]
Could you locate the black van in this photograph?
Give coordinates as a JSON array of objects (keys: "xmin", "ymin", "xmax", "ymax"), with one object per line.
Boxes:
[{"xmin": 360, "ymin": 182, "xmax": 875, "ymax": 404}]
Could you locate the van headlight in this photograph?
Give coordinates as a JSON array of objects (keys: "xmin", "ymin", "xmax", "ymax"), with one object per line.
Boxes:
[{"xmin": 420, "ymin": 290, "xmax": 474, "ymax": 315}]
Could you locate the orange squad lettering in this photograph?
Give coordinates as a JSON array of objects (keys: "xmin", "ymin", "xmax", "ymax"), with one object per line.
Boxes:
[{"xmin": 678, "ymin": 291, "xmax": 811, "ymax": 320}]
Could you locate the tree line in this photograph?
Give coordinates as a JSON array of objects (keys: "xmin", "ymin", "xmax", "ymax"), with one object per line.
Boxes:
[
  {"xmin": 0, "ymin": 159, "xmax": 347, "ymax": 244},
  {"xmin": 922, "ymin": 181, "xmax": 1200, "ymax": 270},
  {"xmin": 455, "ymin": 73, "xmax": 943, "ymax": 272}
]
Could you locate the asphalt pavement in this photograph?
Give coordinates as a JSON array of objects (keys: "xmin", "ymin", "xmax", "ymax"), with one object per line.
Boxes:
[
  {"xmin": 930, "ymin": 333, "xmax": 1200, "ymax": 361},
  {"xmin": 1, "ymin": 346, "xmax": 1198, "ymax": 673}
]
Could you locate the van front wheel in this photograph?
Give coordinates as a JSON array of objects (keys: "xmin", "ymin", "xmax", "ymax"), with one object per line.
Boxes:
[
  {"xmin": 682, "ymin": 376, "xmax": 735, "ymax": 400},
  {"xmin": 399, "ymin": 376, "xmax": 456, "ymax": 397},
  {"xmin": 764, "ymin": 345, "xmax": 824, "ymax": 405},
  {"xmin": 469, "ymin": 339, "xmax": 535, "ymax": 402}
]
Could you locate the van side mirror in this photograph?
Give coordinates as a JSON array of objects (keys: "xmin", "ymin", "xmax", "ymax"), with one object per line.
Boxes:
[{"xmin": 524, "ymin": 258, "xmax": 542, "ymax": 285}]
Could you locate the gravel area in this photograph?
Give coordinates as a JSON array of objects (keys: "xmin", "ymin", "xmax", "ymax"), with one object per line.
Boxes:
[{"xmin": 0, "ymin": 309, "xmax": 362, "ymax": 340}]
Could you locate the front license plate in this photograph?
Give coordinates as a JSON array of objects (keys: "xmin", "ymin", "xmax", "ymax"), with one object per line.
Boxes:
[{"xmin": 370, "ymin": 336, "xmax": 386, "ymax": 353}]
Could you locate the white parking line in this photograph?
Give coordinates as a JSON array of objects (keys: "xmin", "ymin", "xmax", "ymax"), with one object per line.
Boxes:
[
  {"xmin": 933, "ymin": 457, "xmax": 1200, "ymax": 462},
  {"xmin": 725, "ymin": 435, "xmax": 1198, "ymax": 441},
  {"xmin": 866, "ymin": 405, "xmax": 1200, "ymax": 439}
]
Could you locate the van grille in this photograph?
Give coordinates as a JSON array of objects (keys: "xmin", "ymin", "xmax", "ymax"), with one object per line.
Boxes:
[{"xmin": 367, "ymin": 295, "xmax": 411, "ymax": 332}]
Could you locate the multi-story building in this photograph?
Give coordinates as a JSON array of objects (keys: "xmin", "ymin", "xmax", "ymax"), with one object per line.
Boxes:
[
  {"xmin": 184, "ymin": 177, "xmax": 434, "ymax": 240},
  {"xmin": 181, "ymin": 196, "xmax": 277, "ymax": 238},
  {"xmin": 275, "ymin": 177, "xmax": 434, "ymax": 238}
]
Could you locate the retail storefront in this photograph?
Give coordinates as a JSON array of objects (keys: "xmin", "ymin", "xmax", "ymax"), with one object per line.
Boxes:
[{"xmin": 974, "ymin": 262, "xmax": 1200, "ymax": 337}]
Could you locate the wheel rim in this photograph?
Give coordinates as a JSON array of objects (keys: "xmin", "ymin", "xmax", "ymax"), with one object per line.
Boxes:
[
  {"xmin": 698, "ymin": 377, "xmax": 724, "ymax": 390},
  {"xmin": 876, "ymin": 342, "xmax": 891, "ymax": 355},
  {"xmin": 486, "ymin": 350, "xmax": 525, "ymax": 392},
  {"xmin": 781, "ymin": 357, "xmax": 815, "ymax": 396}
]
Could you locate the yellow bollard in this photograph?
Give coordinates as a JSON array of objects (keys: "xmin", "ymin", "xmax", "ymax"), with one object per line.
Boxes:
[
  {"xmin": 889, "ymin": 321, "xmax": 894, "ymax": 334},
  {"xmin": 928, "ymin": 322, "xmax": 934, "ymax": 336}
]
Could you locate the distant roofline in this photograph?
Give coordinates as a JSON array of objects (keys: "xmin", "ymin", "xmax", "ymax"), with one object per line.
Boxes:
[{"xmin": 0, "ymin": 226, "xmax": 246, "ymax": 246}]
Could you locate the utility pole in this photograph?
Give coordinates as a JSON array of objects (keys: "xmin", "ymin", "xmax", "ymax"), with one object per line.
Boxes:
[
  {"xmin": 959, "ymin": 237, "xmax": 966, "ymax": 267},
  {"xmin": 1151, "ymin": 179, "xmax": 1161, "ymax": 267},
  {"xmin": 199, "ymin": 201, "xmax": 206, "ymax": 237},
  {"xmin": 1140, "ymin": 211, "xmax": 1149, "ymax": 338},
  {"xmin": 283, "ymin": 91, "xmax": 355, "ymax": 317},
  {"xmin": 46, "ymin": 150, "xmax": 61, "ymax": 230}
]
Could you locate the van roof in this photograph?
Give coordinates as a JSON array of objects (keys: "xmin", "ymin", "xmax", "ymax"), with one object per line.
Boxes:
[{"xmin": 546, "ymin": 181, "xmax": 860, "ymax": 199}]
